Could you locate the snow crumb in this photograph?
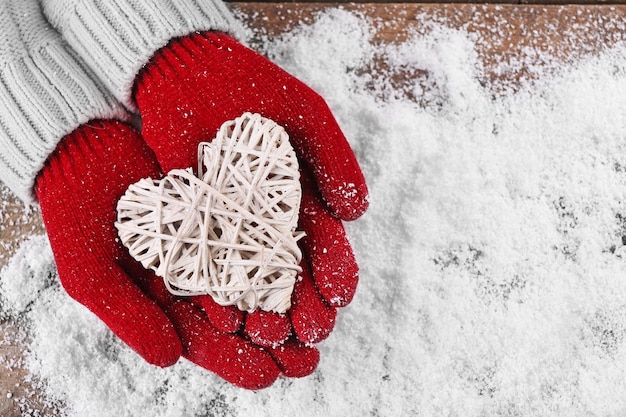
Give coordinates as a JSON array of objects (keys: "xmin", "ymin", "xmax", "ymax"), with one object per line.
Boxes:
[{"xmin": 3, "ymin": 8, "xmax": 626, "ymax": 417}]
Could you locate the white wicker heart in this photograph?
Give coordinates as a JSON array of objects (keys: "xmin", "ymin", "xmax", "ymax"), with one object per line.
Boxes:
[{"xmin": 115, "ymin": 113, "xmax": 303, "ymax": 313}]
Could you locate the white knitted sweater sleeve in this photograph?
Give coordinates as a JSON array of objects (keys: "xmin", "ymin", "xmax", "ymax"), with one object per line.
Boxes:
[
  {"xmin": 0, "ymin": 0, "xmax": 127, "ymax": 203},
  {"xmin": 40, "ymin": 0, "xmax": 240, "ymax": 112}
]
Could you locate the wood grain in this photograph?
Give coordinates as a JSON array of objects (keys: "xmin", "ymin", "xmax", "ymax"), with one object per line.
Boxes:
[
  {"xmin": 232, "ymin": 0, "xmax": 626, "ymax": 4},
  {"xmin": 1, "ymin": 2, "xmax": 625, "ymax": 413},
  {"xmin": 233, "ymin": 3, "xmax": 626, "ymax": 89}
]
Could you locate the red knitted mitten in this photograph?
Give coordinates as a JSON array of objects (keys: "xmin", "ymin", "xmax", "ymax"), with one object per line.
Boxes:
[
  {"xmin": 135, "ymin": 32, "xmax": 368, "ymax": 346},
  {"xmin": 36, "ymin": 120, "xmax": 318, "ymax": 389}
]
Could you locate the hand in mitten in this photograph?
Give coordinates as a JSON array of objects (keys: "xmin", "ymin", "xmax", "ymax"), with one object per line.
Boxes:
[
  {"xmin": 36, "ymin": 121, "xmax": 319, "ymax": 389},
  {"xmin": 0, "ymin": 0, "xmax": 317, "ymax": 387},
  {"xmin": 134, "ymin": 32, "xmax": 369, "ymax": 346}
]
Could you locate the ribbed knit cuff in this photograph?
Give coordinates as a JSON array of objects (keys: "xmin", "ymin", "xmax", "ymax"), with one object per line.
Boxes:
[
  {"xmin": 42, "ymin": 0, "xmax": 241, "ymax": 112},
  {"xmin": 0, "ymin": 2, "xmax": 127, "ymax": 204}
]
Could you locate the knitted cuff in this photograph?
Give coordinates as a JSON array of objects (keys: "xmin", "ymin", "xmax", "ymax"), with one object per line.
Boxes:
[
  {"xmin": 41, "ymin": 0, "xmax": 241, "ymax": 112},
  {"xmin": 0, "ymin": 1, "xmax": 127, "ymax": 204}
]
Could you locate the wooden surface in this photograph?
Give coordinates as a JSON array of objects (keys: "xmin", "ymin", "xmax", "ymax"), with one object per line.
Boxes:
[
  {"xmin": 1, "ymin": 2, "xmax": 626, "ymax": 414},
  {"xmin": 235, "ymin": 3, "xmax": 626, "ymax": 88},
  {"xmin": 235, "ymin": 0, "xmax": 626, "ymax": 5}
]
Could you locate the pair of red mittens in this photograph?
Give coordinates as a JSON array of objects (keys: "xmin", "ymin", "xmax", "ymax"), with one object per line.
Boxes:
[{"xmin": 36, "ymin": 32, "xmax": 368, "ymax": 389}]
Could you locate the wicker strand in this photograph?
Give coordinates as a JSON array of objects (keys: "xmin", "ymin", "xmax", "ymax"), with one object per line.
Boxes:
[{"xmin": 116, "ymin": 113, "xmax": 303, "ymax": 313}]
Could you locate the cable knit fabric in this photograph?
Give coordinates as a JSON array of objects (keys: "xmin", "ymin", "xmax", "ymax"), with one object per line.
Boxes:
[
  {"xmin": 0, "ymin": 0, "xmax": 126, "ymax": 203},
  {"xmin": 41, "ymin": 0, "xmax": 240, "ymax": 111}
]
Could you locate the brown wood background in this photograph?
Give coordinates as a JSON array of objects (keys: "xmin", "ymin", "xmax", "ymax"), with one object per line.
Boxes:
[
  {"xmin": 236, "ymin": 0, "xmax": 626, "ymax": 4},
  {"xmin": 1, "ymin": 1, "xmax": 626, "ymax": 414}
]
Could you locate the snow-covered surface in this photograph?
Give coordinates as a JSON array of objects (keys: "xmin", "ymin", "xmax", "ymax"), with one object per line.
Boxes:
[{"xmin": 3, "ymin": 8, "xmax": 626, "ymax": 416}]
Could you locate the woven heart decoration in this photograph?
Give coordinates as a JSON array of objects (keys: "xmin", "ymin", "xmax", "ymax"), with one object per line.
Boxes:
[{"xmin": 115, "ymin": 113, "xmax": 303, "ymax": 313}]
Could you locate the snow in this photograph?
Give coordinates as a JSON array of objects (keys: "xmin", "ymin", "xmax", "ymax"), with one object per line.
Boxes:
[{"xmin": 3, "ymin": 7, "xmax": 626, "ymax": 416}]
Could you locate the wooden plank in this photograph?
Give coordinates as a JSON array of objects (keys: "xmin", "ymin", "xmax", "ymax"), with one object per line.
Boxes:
[
  {"xmin": 0, "ymin": 189, "xmax": 44, "ymax": 269},
  {"xmin": 0, "ymin": 322, "xmax": 62, "ymax": 417},
  {"xmin": 1, "ymin": 2, "xmax": 625, "ymax": 413},
  {"xmin": 233, "ymin": 3, "xmax": 626, "ymax": 88},
  {"xmin": 232, "ymin": 0, "xmax": 626, "ymax": 4}
]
